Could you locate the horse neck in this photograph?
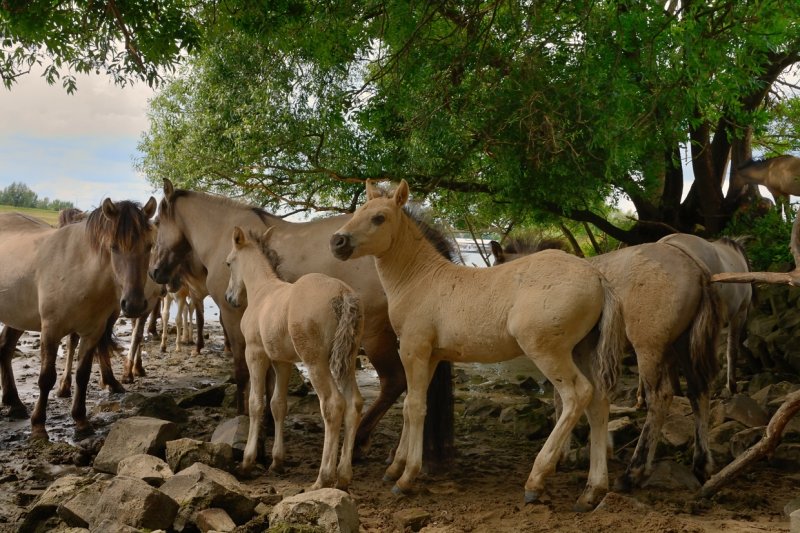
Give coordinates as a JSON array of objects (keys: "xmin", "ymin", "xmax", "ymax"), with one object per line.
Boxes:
[
  {"xmin": 375, "ymin": 213, "xmax": 451, "ymax": 296},
  {"xmin": 239, "ymin": 247, "xmax": 285, "ymax": 296}
]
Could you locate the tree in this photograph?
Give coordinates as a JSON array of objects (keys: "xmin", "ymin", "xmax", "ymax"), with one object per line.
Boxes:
[
  {"xmin": 1, "ymin": 0, "xmax": 201, "ymax": 91},
  {"xmin": 137, "ymin": 1, "xmax": 800, "ymax": 242},
  {"xmin": 0, "ymin": 181, "xmax": 37, "ymax": 207}
]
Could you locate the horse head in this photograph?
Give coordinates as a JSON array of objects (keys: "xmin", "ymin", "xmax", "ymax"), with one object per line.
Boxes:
[
  {"xmin": 330, "ymin": 179, "xmax": 410, "ymax": 261},
  {"xmin": 150, "ymin": 178, "xmax": 193, "ymax": 284},
  {"xmin": 224, "ymin": 226, "xmax": 256, "ymax": 308},
  {"xmin": 87, "ymin": 197, "xmax": 157, "ymax": 317}
]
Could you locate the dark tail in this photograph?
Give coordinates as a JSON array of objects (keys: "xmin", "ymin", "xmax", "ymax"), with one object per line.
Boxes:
[
  {"xmin": 330, "ymin": 292, "xmax": 364, "ymax": 387},
  {"xmin": 690, "ymin": 277, "xmax": 723, "ymax": 392},
  {"xmin": 593, "ymin": 277, "xmax": 627, "ymax": 397}
]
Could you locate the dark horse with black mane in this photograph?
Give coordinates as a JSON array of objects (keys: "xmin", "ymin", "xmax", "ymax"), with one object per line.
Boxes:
[{"xmin": 149, "ymin": 179, "xmax": 454, "ymax": 463}]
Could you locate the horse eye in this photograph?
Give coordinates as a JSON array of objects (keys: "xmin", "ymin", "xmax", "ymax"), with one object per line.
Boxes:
[
  {"xmin": 225, "ymin": 261, "xmax": 231, "ymax": 268},
  {"xmin": 372, "ymin": 214, "xmax": 385, "ymax": 226},
  {"xmin": 110, "ymin": 244, "xmax": 120, "ymax": 253}
]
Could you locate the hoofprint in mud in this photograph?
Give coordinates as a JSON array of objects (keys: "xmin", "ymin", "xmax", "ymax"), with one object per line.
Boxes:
[{"xmin": 0, "ymin": 315, "xmax": 798, "ymax": 532}]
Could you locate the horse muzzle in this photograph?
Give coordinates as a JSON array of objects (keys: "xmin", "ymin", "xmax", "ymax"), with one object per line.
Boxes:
[
  {"xmin": 120, "ymin": 294, "xmax": 149, "ymax": 318},
  {"xmin": 330, "ymin": 233, "xmax": 354, "ymax": 261}
]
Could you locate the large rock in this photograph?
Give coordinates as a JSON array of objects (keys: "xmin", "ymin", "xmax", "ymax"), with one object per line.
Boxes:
[
  {"xmin": 211, "ymin": 416, "xmax": 251, "ymax": 458},
  {"xmin": 57, "ymin": 480, "xmax": 109, "ymax": 527},
  {"xmin": 92, "ymin": 476, "xmax": 178, "ymax": 530},
  {"xmin": 393, "ymin": 508, "xmax": 431, "ymax": 532},
  {"xmin": 196, "ymin": 508, "xmax": 236, "ymax": 532},
  {"xmin": 660, "ymin": 414, "xmax": 694, "ymax": 448},
  {"xmin": 177, "ymin": 384, "xmax": 229, "ymax": 408},
  {"xmin": 117, "ymin": 454, "xmax": 174, "ymax": 486},
  {"xmin": 792, "ymin": 508, "xmax": 800, "ymax": 533},
  {"xmin": 93, "ymin": 417, "xmax": 178, "ymax": 474},
  {"xmin": 709, "ymin": 420, "xmax": 746, "ymax": 465},
  {"xmin": 135, "ymin": 394, "xmax": 188, "ymax": 423},
  {"xmin": 723, "ymin": 394, "xmax": 769, "ymax": 427},
  {"xmin": 165, "ymin": 438, "xmax": 235, "ymax": 473},
  {"xmin": 641, "ymin": 460, "xmax": 701, "ymax": 491},
  {"xmin": 270, "ymin": 488, "xmax": 359, "ymax": 533},
  {"xmin": 21, "ymin": 475, "xmax": 95, "ymax": 527},
  {"xmin": 159, "ymin": 462, "xmax": 257, "ymax": 529},
  {"xmin": 729, "ymin": 427, "xmax": 764, "ymax": 458}
]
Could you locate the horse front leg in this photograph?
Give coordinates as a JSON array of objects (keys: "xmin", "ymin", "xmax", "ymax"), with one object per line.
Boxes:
[
  {"xmin": 71, "ymin": 336, "xmax": 102, "ymax": 438},
  {"xmin": 390, "ymin": 342, "xmax": 434, "ymax": 495},
  {"xmin": 0, "ymin": 326, "xmax": 26, "ymax": 418},
  {"xmin": 220, "ymin": 308, "xmax": 248, "ymax": 414},
  {"xmin": 194, "ymin": 300, "xmax": 205, "ymax": 355},
  {"xmin": 146, "ymin": 298, "xmax": 161, "ymax": 337},
  {"xmin": 242, "ymin": 343, "xmax": 269, "ymax": 471},
  {"xmin": 30, "ymin": 329, "xmax": 61, "ymax": 440},
  {"xmin": 56, "ymin": 333, "xmax": 78, "ymax": 398},
  {"xmin": 269, "ymin": 361, "xmax": 291, "ymax": 474}
]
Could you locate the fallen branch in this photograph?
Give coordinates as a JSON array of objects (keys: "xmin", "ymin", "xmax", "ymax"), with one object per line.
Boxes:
[
  {"xmin": 711, "ymin": 271, "xmax": 800, "ymax": 286},
  {"xmin": 699, "ymin": 389, "xmax": 800, "ymax": 498}
]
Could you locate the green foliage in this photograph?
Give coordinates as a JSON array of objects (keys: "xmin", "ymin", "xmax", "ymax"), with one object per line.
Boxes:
[
  {"xmin": 0, "ymin": 182, "xmax": 74, "ymax": 210},
  {"xmin": 724, "ymin": 205, "xmax": 795, "ymax": 271}
]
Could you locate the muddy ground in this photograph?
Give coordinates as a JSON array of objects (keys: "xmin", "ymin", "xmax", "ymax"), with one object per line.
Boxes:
[{"xmin": 0, "ymin": 313, "xmax": 797, "ymax": 532}]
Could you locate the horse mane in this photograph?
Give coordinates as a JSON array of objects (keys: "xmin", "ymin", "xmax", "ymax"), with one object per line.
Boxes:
[
  {"xmin": 247, "ymin": 229, "xmax": 285, "ymax": 280},
  {"xmin": 738, "ymin": 158, "xmax": 763, "ymax": 170},
  {"xmin": 58, "ymin": 208, "xmax": 86, "ymax": 228},
  {"xmin": 85, "ymin": 200, "xmax": 152, "ymax": 253},
  {"xmin": 402, "ymin": 205, "xmax": 460, "ymax": 263},
  {"xmin": 159, "ymin": 187, "xmax": 283, "ymax": 226},
  {"xmin": 715, "ymin": 236, "xmax": 752, "ymax": 271},
  {"xmin": 503, "ymin": 235, "xmax": 570, "ymax": 255}
]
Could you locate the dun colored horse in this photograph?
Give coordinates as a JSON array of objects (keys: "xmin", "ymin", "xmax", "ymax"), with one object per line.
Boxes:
[
  {"xmin": 738, "ymin": 155, "xmax": 800, "ymax": 219},
  {"xmin": 492, "ymin": 236, "xmax": 726, "ymax": 490},
  {"xmin": 0, "ymin": 198, "xmax": 156, "ymax": 439},
  {"xmin": 659, "ymin": 234, "xmax": 752, "ymax": 394},
  {"xmin": 150, "ymin": 179, "xmax": 453, "ymax": 462},
  {"xmin": 331, "ymin": 180, "xmax": 627, "ymax": 510},
  {"xmin": 226, "ymin": 227, "xmax": 363, "ymax": 489}
]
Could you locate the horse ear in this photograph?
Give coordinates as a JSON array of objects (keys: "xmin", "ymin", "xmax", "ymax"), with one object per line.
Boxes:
[
  {"xmin": 490, "ymin": 241, "xmax": 504, "ymax": 263},
  {"xmin": 101, "ymin": 198, "xmax": 118, "ymax": 220},
  {"xmin": 163, "ymin": 178, "xmax": 175, "ymax": 200},
  {"xmin": 393, "ymin": 179, "xmax": 409, "ymax": 207},
  {"xmin": 365, "ymin": 179, "xmax": 380, "ymax": 200},
  {"xmin": 232, "ymin": 226, "xmax": 246, "ymax": 248},
  {"xmin": 262, "ymin": 226, "xmax": 274, "ymax": 242},
  {"xmin": 143, "ymin": 197, "xmax": 157, "ymax": 219}
]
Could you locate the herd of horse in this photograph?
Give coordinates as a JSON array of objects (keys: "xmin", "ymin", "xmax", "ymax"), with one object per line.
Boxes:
[{"xmin": 0, "ymin": 174, "xmax": 772, "ymax": 511}]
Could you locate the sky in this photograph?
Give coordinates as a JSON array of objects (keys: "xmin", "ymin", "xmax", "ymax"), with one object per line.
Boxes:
[{"xmin": 0, "ymin": 67, "xmax": 157, "ymax": 210}]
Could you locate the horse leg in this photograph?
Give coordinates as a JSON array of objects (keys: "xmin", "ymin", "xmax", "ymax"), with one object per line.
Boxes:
[
  {"xmin": 146, "ymin": 298, "xmax": 161, "ymax": 336},
  {"xmin": 160, "ymin": 295, "xmax": 171, "ymax": 353},
  {"xmin": 194, "ymin": 299, "xmax": 205, "ymax": 355},
  {"xmin": 184, "ymin": 299, "xmax": 195, "ymax": 346},
  {"xmin": 95, "ymin": 314, "xmax": 125, "ymax": 394},
  {"xmin": 337, "ymin": 368, "xmax": 364, "ymax": 490},
  {"xmin": 30, "ymin": 329, "xmax": 61, "ymax": 440},
  {"xmin": 390, "ymin": 345, "xmax": 436, "ymax": 494},
  {"xmin": 575, "ymin": 382, "xmax": 611, "ymax": 511},
  {"xmin": 71, "ymin": 336, "xmax": 101, "ymax": 438},
  {"xmin": 355, "ymin": 328, "xmax": 407, "ymax": 459},
  {"xmin": 679, "ymin": 339, "xmax": 714, "ymax": 483},
  {"xmin": 306, "ymin": 360, "xmax": 345, "ymax": 490},
  {"xmin": 125, "ymin": 316, "xmax": 147, "ymax": 381},
  {"xmin": 56, "ymin": 333, "xmax": 78, "ymax": 398},
  {"xmin": 615, "ymin": 350, "xmax": 671, "ymax": 491},
  {"xmin": 726, "ymin": 309, "xmax": 747, "ymax": 395},
  {"xmin": 0, "ymin": 326, "xmax": 26, "ymax": 418},
  {"xmin": 242, "ymin": 343, "xmax": 268, "ymax": 471},
  {"xmin": 174, "ymin": 297, "xmax": 185, "ymax": 353},
  {"xmin": 221, "ymin": 307, "xmax": 248, "ymax": 414},
  {"xmin": 522, "ymin": 350, "xmax": 593, "ymax": 505},
  {"xmin": 269, "ymin": 361, "xmax": 291, "ymax": 474}
]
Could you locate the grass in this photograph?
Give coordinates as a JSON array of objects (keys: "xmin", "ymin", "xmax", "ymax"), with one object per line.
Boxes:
[{"xmin": 0, "ymin": 204, "xmax": 60, "ymax": 226}]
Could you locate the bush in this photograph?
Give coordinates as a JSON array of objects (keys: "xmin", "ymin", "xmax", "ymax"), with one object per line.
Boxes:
[{"xmin": 724, "ymin": 205, "xmax": 795, "ymax": 272}]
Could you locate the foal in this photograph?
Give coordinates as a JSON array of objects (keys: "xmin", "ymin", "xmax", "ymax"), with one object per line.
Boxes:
[{"xmin": 225, "ymin": 227, "xmax": 364, "ymax": 489}]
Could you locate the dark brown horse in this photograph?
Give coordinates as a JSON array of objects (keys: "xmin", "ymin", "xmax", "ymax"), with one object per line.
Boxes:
[
  {"xmin": 149, "ymin": 180, "xmax": 454, "ymax": 462},
  {"xmin": 0, "ymin": 198, "xmax": 156, "ymax": 439}
]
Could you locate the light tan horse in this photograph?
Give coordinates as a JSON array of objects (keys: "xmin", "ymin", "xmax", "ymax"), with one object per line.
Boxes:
[
  {"xmin": 658, "ymin": 234, "xmax": 752, "ymax": 393},
  {"xmin": 492, "ymin": 236, "xmax": 724, "ymax": 491},
  {"xmin": 226, "ymin": 226, "xmax": 364, "ymax": 489},
  {"xmin": 737, "ymin": 155, "xmax": 800, "ymax": 219},
  {"xmin": 0, "ymin": 198, "xmax": 156, "ymax": 439},
  {"xmin": 330, "ymin": 180, "xmax": 627, "ymax": 511},
  {"xmin": 150, "ymin": 179, "xmax": 454, "ymax": 462}
]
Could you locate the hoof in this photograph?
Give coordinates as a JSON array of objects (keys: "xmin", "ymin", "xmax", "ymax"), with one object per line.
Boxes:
[
  {"xmin": 55, "ymin": 388, "xmax": 72, "ymax": 399},
  {"xmin": 269, "ymin": 461, "xmax": 285, "ymax": 474},
  {"xmin": 524, "ymin": 490, "xmax": 549, "ymax": 505},
  {"xmin": 8, "ymin": 405, "xmax": 29, "ymax": 420},
  {"xmin": 121, "ymin": 375, "xmax": 134, "ymax": 385},
  {"xmin": 29, "ymin": 429, "xmax": 49, "ymax": 442},
  {"xmin": 382, "ymin": 474, "xmax": 395, "ymax": 483},
  {"xmin": 391, "ymin": 484, "xmax": 409, "ymax": 497},
  {"xmin": 74, "ymin": 425, "xmax": 95, "ymax": 440},
  {"xmin": 613, "ymin": 475, "xmax": 634, "ymax": 493}
]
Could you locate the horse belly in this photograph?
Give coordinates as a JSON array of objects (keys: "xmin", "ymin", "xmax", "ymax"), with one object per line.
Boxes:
[
  {"xmin": 0, "ymin": 273, "xmax": 41, "ymax": 332},
  {"xmin": 432, "ymin": 332, "xmax": 523, "ymax": 363}
]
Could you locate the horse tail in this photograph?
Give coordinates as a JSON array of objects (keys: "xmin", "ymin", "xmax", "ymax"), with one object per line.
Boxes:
[
  {"xmin": 593, "ymin": 277, "xmax": 627, "ymax": 397},
  {"xmin": 330, "ymin": 291, "xmax": 364, "ymax": 388},
  {"xmin": 690, "ymin": 275, "xmax": 723, "ymax": 393}
]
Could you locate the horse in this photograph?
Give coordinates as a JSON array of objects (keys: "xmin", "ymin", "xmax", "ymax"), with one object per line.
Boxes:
[
  {"xmin": 226, "ymin": 226, "xmax": 364, "ymax": 489},
  {"xmin": 0, "ymin": 198, "xmax": 156, "ymax": 439},
  {"xmin": 149, "ymin": 179, "xmax": 454, "ymax": 463},
  {"xmin": 737, "ymin": 155, "xmax": 800, "ymax": 219},
  {"xmin": 330, "ymin": 180, "xmax": 627, "ymax": 511},
  {"xmin": 491, "ymin": 236, "xmax": 724, "ymax": 491},
  {"xmin": 658, "ymin": 234, "xmax": 752, "ymax": 394},
  {"xmin": 160, "ymin": 275, "xmax": 205, "ymax": 355}
]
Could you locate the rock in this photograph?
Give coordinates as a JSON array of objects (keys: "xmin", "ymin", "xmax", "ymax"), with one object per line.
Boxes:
[
  {"xmin": 291, "ymin": 394, "xmax": 321, "ymax": 415},
  {"xmin": 793, "ymin": 508, "xmax": 800, "ymax": 533},
  {"xmin": 463, "ymin": 398, "xmax": 502, "ymax": 418},
  {"xmin": 641, "ymin": 460, "xmax": 701, "ymax": 491},
  {"xmin": 211, "ymin": 416, "xmax": 251, "ymax": 459},
  {"xmin": 770, "ymin": 443, "xmax": 800, "ymax": 469},
  {"xmin": 159, "ymin": 462, "xmax": 257, "ymax": 529},
  {"xmin": 270, "ymin": 488, "xmax": 359, "ymax": 533},
  {"xmin": 135, "ymin": 394, "xmax": 188, "ymax": 423},
  {"xmin": 92, "ymin": 476, "xmax": 178, "ymax": 530},
  {"xmin": 751, "ymin": 382, "xmax": 800, "ymax": 411},
  {"xmin": 89, "ymin": 519, "xmax": 140, "ymax": 533},
  {"xmin": 747, "ymin": 372, "xmax": 780, "ymax": 394},
  {"xmin": 196, "ymin": 508, "xmax": 236, "ymax": 532},
  {"xmin": 117, "ymin": 454, "xmax": 174, "ymax": 486},
  {"xmin": 723, "ymin": 394, "xmax": 769, "ymax": 427},
  {"xmin": 729, "ymin": 427, "xmax": 764, "ymax": 458},
  {"xmin": 177, "ymin": 384, "xmax": 229, "ymax": 408},
  {"xmin": 166, "ymin": 438, "xmax": 235, "ymax": 473},
  {"xmin": 785, "ymin": 497, "xmax": 800, "ymax": 518},
  {"xmin": 709, "ymin": 420, "xmax": 746, "ymax": 465},
  {"xmin": 93, "ymin": 417, "xmax": 178, "ymax": 474},
  {"xmin": 392, "ymin": 508, "xmax": 431, "ymax": 532},
  {"xmin": 660, "ymin": 414, "xmax": 694, "ymax": 448},
  {"xmin": 20, "ymin": 475, "xmax": 95, "ymax": 529},
  {"xmin": 518, "ymin": 376, "xmax": 539, "ymax": 391},
  {"xmin": 57, "ymin": 480, "xmax": 109, "ymax": 527},
  {"xmin": 593, "ymin": 492, "xmax": 649, "ymax": 513}
]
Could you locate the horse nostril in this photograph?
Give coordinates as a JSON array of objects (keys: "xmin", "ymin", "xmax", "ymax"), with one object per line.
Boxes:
[{"xmin": 331, "ymin": 234, "xmax": 347, "ymax": 249}]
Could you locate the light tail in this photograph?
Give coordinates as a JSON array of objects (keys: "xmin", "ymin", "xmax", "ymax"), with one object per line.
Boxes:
[
  {"xmin": 593, "ymin": 278, "xmax": 627, "ymax": 397},
  {"xmin": 330, "ymin": 292, "xmax": 364, "ymax": 387}
]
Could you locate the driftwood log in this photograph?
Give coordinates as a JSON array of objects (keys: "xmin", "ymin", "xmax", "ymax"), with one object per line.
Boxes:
[{"xmin": 701, "ymin": 216, "xmax": 800, "ymax": 497}]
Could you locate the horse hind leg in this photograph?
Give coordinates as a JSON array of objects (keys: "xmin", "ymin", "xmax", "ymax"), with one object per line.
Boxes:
[
  {"xmin": 269, "ymin": 361, "xmax": 291, "ymax": 475},
  {"xmin": 160, "ymin": 295, "xmax": 171, "ymax": 353},
  {"xmin": 242, "ymin": 344, "xmax": 269, "ymax": 471},
  {"xmin": 56, "ymin": 333, "xmax": 79, "ymax": 398},
  {"xmin": 0, "ymin": 326, "xmax": 26, "ymax": 418},
  {"xmin": 575, "ymin": 382, "xmax": 611, "ymax": 512},
  {"xmin": 194, "ymin": 301, "xmax": 205, "ymax": 355},
  {"xmin": 336, "ymin": 369, "xmax": 364, "ymax": 490},
  {"xmin": 305, "ymin": 356, "xmax": 346, "ymax": 490}
]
